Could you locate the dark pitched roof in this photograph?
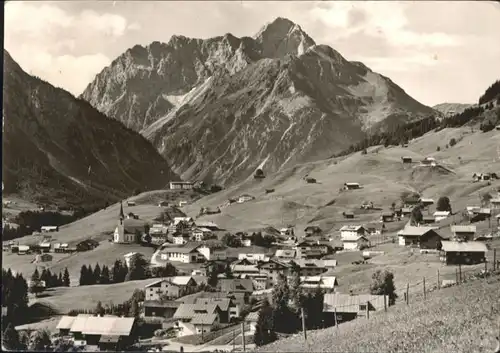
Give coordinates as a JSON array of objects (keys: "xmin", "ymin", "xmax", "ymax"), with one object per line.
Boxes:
[{"xmin": 218, "ymin": 279, "xmax": 254, "ymax": 293}]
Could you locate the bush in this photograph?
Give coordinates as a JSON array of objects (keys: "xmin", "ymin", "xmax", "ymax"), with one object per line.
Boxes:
[
  {"xmin": 449, "ymin": 138, "xmax": 457, "ymax": 147},
  {"xmin": 436, "ymin": 146, "xmax": 440, "ymax": 151}
]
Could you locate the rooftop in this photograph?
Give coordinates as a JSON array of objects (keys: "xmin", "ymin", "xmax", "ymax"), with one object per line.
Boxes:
[
  {"xmin": 58, "ymin": 314, "xmax": 135, "ymax": 336},
  {"xmin": 191, "ymin": 313, "xmax": 218, "ymax": 325},
  {"xmin": 398, "ymin": 226, "xmax": 438, "ymax": 237},
  {"xmin": 441, "ymin": 241, "xmax": 488, "ymax": 253},
  {"xmin": 340, "ymin": 225, "xmax": 364, "ymax": 231},
  {"xmin": 323, "ymin": 293, "xmax": 385, "ymax": 313},
  {"xmin": 451, "ymin": 225, "xmax": 477, "ymax": 233}
]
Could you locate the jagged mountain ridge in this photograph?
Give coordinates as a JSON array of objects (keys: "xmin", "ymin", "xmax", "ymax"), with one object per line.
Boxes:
[
  {"xmin": 81, "ymin": 17, "xmax": 435, "ymax": 185},
  {"xmin": 2, "ymin": 50, "xmax": 178, "ymax": 208}
]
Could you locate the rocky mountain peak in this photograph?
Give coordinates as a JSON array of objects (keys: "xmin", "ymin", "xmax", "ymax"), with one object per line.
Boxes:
[{"xmin": 254, "ymin": 17, "xmax": 316, "ymax": 58}]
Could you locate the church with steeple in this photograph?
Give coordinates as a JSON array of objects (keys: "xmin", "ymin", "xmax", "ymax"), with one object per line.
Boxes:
[{"xmin": 113, "ymin": 202, "xmax": 147, "ymax": 243}]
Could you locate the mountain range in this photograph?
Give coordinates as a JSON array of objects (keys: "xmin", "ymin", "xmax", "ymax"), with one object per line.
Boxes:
[
  {"xmin": 2, "ymin": 50, "xmax": 178, "ymax": 209},
  {"xmin": 81, "ymin": 17, "xmax": 435, "ymax": 185}
]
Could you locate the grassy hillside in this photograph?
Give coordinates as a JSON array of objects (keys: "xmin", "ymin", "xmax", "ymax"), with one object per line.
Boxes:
[
  {"xmin": 181, "ymin": 127, "xmax": 500, "ymax": 235},
  {"xmin": 260, "ymin": 275, "xmax": 500, "ymax": 353}
]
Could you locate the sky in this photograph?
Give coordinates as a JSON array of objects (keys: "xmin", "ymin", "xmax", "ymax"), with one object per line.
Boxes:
[{"xmin": 4, "ymin": 0, "xmax": 500, "ymax": 106}]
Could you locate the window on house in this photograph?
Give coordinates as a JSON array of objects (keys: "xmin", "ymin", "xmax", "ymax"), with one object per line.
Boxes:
[{"xmin": 359, "ymin": 304, "xmax": 367, "ymax": 311}]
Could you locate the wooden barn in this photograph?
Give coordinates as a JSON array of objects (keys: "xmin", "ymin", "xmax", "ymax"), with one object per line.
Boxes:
[
  {"xmin": 440, "ymin": 241, "xmax": 488, "ymax": 265},
  {"xmin": 398, "ymin": 226, "xmax": 446, "ymax": 249}
]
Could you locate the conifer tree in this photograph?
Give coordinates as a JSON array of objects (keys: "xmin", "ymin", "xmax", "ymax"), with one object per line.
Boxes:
[
  {"xmin": 31, "ymin": 268, "xmax": 40, "ymax": 282},
  {"xmin": 95, "ymin": 301, "xmax": 105, "ymax": 316},
  {"xmin": 87, "ymin": 264, "xmax": 94, "ymax": 285},
  {"xmin": 79, "ymin": 265, "xmax": 88, "ymax": 286},
  {"xmin": 100, "ymin": 265, "xmax": 111, "ymax": 285},
  {"xmin": 63, "ymin": 268, "xmax": 70, "ymax": 287},
  {"xmin": 3, "ymin": 322, "xmax": 21, "ymax": 350},
  {"xmin": 253, "ymin": 299, "xmax": 276, "ymax": 346},
  {"xmin": 93, "ymin": 263, "xmax": 102, "ymax": 284}
]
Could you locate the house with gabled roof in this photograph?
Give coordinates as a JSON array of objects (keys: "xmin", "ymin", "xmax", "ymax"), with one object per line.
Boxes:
[
  {"xmin": 195, "ymin": 221, "xmax": 221, "ymax": 231},
  {"xmin": 257, "ymin": 258, "xmax": 291, "ymax": 283},
  {"xmin": 398, "ymin": 226, "xmax": 446, "ymax": 249},
  {"xmin": 173, "ymin": 233, "xmax": 191, "ymax": 245},
  {"xmin": 144, "ymin": 276, "xmax": 198, "ymax": 301},
  {"xmin": 323, "ymin": 293, "xmax": 385, "ymax": 324},
  {"xmin": 450, "ymin": 225, "xmax": 477, "ymax": 242},
  {"xmin": 344, "ymin": 182, "xmax": 361, "ymax": 190},
  {"xmin": 440, "ymin": 241, "xmax": 488, "ymax": 265},
  {"xmin": 159, "ymin": 244, "xmax": 202, "ymax": 263},
  {"xmin": 173, "ymin": 303, "xmax": 221, "ymax": 336},
  {"xmin": 194, "ymin": 297, "xmax": 239, "ymax": 322},
  {"xmin": 342, "ymin": 234, "xmax": 370, "ymax": 250},
  {"xmin": 191, "ymin": 227, "xmax": 213, "ymax": 242},
  {"xmin": 340, "ymin": 225, "xmax": 366, "ymax": 240},
  {"xmin": 298, "ymin": 275, "xmax": 338, "ymax": 291},
  {"xmin": 56, "ymin": 314, "xmax": 137, "ymax": 350},
  {"xmin": 364, "ymin": 223, "xmax": 385, "ymax": 236},
  {"xmin": 197, "ymin": 241, "xmax": 228, "ymax": 261}
]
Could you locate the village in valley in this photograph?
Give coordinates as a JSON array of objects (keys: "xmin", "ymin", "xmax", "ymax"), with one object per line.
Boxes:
[
  {"xmin": 3, "ymin": 2, "xmax": 500, "ymax": 352},
  {"xmin": 3, "ymin": 127, "xmax": 500, "ymax": 352}
]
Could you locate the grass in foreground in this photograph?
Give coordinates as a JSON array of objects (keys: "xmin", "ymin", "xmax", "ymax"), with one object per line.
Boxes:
[{"xmin": 260, "ymin": 276, "xmax": 500, "ymax": 353}]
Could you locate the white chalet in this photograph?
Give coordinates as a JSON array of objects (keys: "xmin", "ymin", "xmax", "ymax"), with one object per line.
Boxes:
[
  {"xmin": 340, "ymin": 225, "xmax": 366, "ymax": 240},
  {"xmin": 159, "ymin": 245, "xmax": 201, "ymax": 264},
  {"xmin": 192, "ymin": 227, "xmax": 213, "ymax": 242},
  {"xmin": 342, "ymin": 234, "xmax": 370, "ymax": 250}
]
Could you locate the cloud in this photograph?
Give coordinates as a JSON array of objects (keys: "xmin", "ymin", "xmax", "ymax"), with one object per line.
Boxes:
[
  {"xmin": 4, "ymin": 1, "xmax": 133, "ymax": 95},
  {"xmin": 10, "ymin": 44, "xmax": 111, "ymax": 96},
  {"xmin": 127, "ymin": 22, "xmax": 142, "ymax": 31}
]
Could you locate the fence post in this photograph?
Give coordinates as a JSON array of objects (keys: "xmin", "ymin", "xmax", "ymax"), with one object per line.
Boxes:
[
  {"xmin": 455, "ymin": 268, "xmax": 459, "ymax": 284},
  {"xmin": 383, "ymin": 294, "xmax": 387, "ymax": 312},
  {"xmin": 437, "ymin": 269, "xmax": 440, "ymax": 290},
  {"xmin": 406, "ymin": 283, "xmax": 409, "ymax": 305},
  {"xmin": 494, "ymin": 249, "xmax": 497, "ymax": 271},
  {"xmin": 366, "ymin": 301, "xmax": 370, "ymax": 319},
  {"xmin": 459, "ymin": 264, "xmax": 462, "ymax": 283},
  {"xmin": 233, "ymin": 328, "xmax": 236, "ymax": 351},
  {"xmin": 301, "ymin": 307, "xmax": 307, "ymax": 341},
  {"xmin": 334, "ymin": 307, "xmax": 338, "ymax": 330},
  {"xmin": 241, "ymin": 321, "xmax": 246, "ymax": 352},
  {"xmin": 423, "ymin": 277, "xmax": 426, "ymax": 299}
]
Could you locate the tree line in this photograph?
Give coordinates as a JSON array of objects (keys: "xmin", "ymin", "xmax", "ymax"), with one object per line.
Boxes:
[
  {"xmin": 78, "ymin": 255, "xmax": 178, "ymax": 286},
  {"xmin": 31, "ymin": 267, "xmax": 70, "ymax": 288},
  {"xmin": 335, "ymin": 96, "xmax": 499, "ymax": 158},
  {"xmin": 478, "ymin": 79, "xmax": 500, "ymax": 105}
]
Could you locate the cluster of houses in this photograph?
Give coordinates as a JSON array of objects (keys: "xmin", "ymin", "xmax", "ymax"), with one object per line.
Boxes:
[
  {"xmin": 4, "ymin": 236, "xmax": 98, "ymax": 259},
  {"xmin": 397, "ymin": 224, "xmax": 490, "ymax": 265},
  {"xmin": 113, "ymin": 203, "xmax": 226, "ymax": 246}
]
